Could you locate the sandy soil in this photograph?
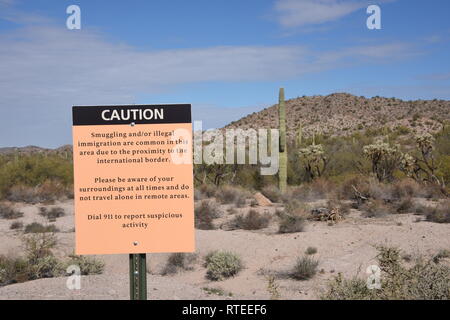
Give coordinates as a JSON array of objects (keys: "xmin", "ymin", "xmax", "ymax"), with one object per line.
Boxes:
[{"xmin": 0, "ymin": 199, "xmax": 449, "ymax": 300}]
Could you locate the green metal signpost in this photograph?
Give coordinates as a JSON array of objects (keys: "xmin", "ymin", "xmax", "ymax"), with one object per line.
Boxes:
[{"xmin": 129, "ymin": 253, "xmax": 147, "ymax": 300}]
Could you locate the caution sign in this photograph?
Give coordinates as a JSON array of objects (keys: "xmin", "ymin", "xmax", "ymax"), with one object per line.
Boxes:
[{"xmin": 72, "ymin": 104, "xmax": 194, "ymax": 255}]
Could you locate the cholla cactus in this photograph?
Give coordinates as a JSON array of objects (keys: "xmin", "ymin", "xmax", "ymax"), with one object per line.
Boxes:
[
  {"xmin": 400, "ymin": 153, "xmax": 416, "ymax": 176},
  {"xmin": 363, "ymin": 139, "xmax": 402, "ymax": 182},
  {"xmin": 416, "ymin": 133, "xmax": 435, "ymax": 156},
  {"xmin": 298, "ymin": 144, "xmax": 327, "ymax": 181},
  {"xmin": 400, "ymin": 133, "xmax": 445, "ymax": 191}
]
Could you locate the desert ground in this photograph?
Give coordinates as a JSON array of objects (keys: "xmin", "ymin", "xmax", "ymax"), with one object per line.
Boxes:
[{"xmin": 0, "ymin": 196, "xmax": 448, "ymax": 300}]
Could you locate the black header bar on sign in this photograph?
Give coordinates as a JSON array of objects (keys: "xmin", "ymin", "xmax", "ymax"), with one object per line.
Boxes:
[{"xmin": 72, "ymin": 104, "xmax": 191, "ymax": 126}]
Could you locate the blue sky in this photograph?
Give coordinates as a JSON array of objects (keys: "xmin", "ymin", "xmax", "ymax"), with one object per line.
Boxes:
[{"xmin": 0, "ymin": 0, "xmax": 449, "ymax": 148}]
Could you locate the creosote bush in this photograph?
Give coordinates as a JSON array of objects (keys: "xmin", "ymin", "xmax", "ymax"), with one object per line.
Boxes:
[
  {"xmin": 162, "ymin": 253, "xmax": 197, "ymax": 275},
  {"xmin": 194, "ymin": 200, "xmax": 221, "ymax": 230},
  {"xmin": 205, "ymin": 251, "xmax": 243, "ymax": 281},
  {"xmin": 424, "ymin": 200, "xmax": 450, "ymax": 223},
  {"xmin": 233, "ymin": 210, "xmax": 271, "ymax": 230},
  {"xmin": 0, "ymin": 234, "xmax": 104, "ymax": 287},
  {"xmin": 360, "ymin": 200, "xmax": 393, "ymax": 218},
  {"xmin": 322, "ymin": 246, "xmax": 450, "ymax": 300},
  {"xmin": 277, "ymin": 210, "xmax": 306, "ymax": 233},
  {"xmin": 215, "ymin": 186, "xmax": 247, "ymax": 207},
  {"xmin": 0, "ymin": 203, "xmax": 24, "ymax": 219}
]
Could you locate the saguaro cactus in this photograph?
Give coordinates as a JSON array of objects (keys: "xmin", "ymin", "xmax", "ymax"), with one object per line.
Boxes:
[
  {"xmin": 278, "ymin": 88, "xmax": 287, "ymax": 193},
  {"xmin": 296, "ymin": 124, "xmax": 303, "ymax": 148}
]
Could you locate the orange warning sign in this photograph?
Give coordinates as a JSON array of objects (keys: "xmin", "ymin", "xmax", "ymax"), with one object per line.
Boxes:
[{"xmin": 72, "ymin": 105, "xmax": 194, "ymax": 255}]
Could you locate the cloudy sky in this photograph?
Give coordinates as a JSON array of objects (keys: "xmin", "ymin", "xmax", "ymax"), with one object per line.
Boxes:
[{"xmin": 0, "ymin": 0, "xmax": 449, "ymax": 148}]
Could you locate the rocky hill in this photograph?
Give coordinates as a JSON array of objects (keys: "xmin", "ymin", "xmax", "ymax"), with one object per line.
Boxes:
[{"xmin": 225, "ymin": 93, "xmax": 450, "ymax": 141}]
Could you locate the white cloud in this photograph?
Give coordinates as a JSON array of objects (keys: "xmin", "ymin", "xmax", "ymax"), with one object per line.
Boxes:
[
  {"xmin": 0, "ymin": 17, "xmax": 413, "ymax": 147},
  {"xmin": 274, "ymin": 0, "xmax": 367, "ymax": 27}
]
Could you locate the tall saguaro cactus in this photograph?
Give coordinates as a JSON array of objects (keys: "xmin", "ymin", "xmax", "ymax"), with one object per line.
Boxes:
[
  {"xmin": 278, "ymin": 88, "xmax": 287, "ymax": 193},
  {"xmin": 296, "ymin": 124, "xmax": 303, "ymax": 148}
]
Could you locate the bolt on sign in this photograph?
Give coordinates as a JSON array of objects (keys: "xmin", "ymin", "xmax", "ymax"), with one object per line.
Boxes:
[{"xmin": 72, "ymin": 104, "xmax": 194, "ymax": 255}]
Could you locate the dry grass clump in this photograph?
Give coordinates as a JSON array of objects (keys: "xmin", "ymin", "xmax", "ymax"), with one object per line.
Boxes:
[
  {"xmin": 322, "ymin": 246, "xmax": 450, "ymax": 300},
  {"xmin": 194, "ymin": 200, "xmax": 221, "ymax": 230},
  {"xmin": 291, "ymin": 255, "xmax": 319, "ymax": 280},
  {"xmin": 305, "ymin": 247, "xmax": 318, "ymax": 255},
  {"xmin": 24, "ymin": 222, "xmax": 59, "ymax": 234},
  {"xmin": 0, "ymin": 203, "xmax": 24, "ymax": 219},
  {"xmin": 233, "ymin": 209, "xmax": 271, "ymax": 230},
  {"xmin": 162, "ymin": 253, "xmax": 198, "ymax": 275}
]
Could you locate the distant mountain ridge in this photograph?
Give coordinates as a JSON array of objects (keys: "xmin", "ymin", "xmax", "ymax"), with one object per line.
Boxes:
[
  {"xmin": 2, "ymin": 93, "xmax": 449, "ymax": 153},
  {"xmin": 225, "ymin": 93, "xmax": 450, "ymax": 141}
]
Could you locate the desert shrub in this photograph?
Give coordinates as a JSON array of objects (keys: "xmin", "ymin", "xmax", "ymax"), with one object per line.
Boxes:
[
  {"xmin": 6, "ymin": 185, "xmax": 39, "ymax": 203},
  {"xmin": 10, "ymin": 221, "xmax": 23, "ymax": 230},
  {"xmin": 308, "ymin": 178, "xmax": 335, "ymax": 199},
  {"xmin": 327, "ymin": 199, "xmax": 351, "ymax": 215},
  {"xmin": 322, "ymin": 246, "xmax": 450, "ymax": 300},
  {"xmin": 321, "ymin": 274, "xmax": 373, "ymax": 300},
  {"xmin": 0, "ymin": 234, "xmax": 104, "ymax": 287},
  {"xmin": 205, "ymin": 251, "xmax": 243, "ymax": 281},
  {"xmin": 0, "ymin": 255, "xmax": 28, "ymax": 286},
  {"xmin": 392, "ymin": 179, "xmax": 420, "ymax": 198},
  {"xmin": 22, "ymin": 233, "xmax": 63, "ymax": 280},
  {"xmin": 194, "ymin": 200, "xmax": 221, "ymax": 230},
  {"xmin": 39, "ymin": 207, "xmax": 65, "ymax": 221},
  {"xmin": 284, "ymin": 199, "xmax": 310, "ymax": 216},
  {"xmin": 198, "ymin": 184, "xmax": 217, "ymax": 198},
  {"xmin": 361, "ymin": 200, "xmax": 393, "ymax": 218},
  {"xmin": 278, "ymin": 210, "xmax": 306, "ymax": 233},
  {"xmin": 0, "ymin": 203, "xmax": 24, "ymax": 219},
  {"xmin": 233, "ymin": 210, "xmax": 271, "ymax": 230},
  {"xmin": 194, "ymin": 189, "xmax": 207, "ymax": 201},
  {"xmin": 393, "ymin": 197, "xmax": 414, "ymax": 213},
  {"xmin": 338, "ymin": 175, "xmax": 394, "ymax": 204},
  {"xmin": 305, "ymin": 247, "xmax": 318, "ymax": 255},
  {"xmin": 425, "ymin": 200, "xmax": 450, "ymax": 223},
  {"xmin": 291, "ymin": 256, "xmax": 319, "ymax": 280},
  {"xmin": 162, "ymin": 253, "xmax": 197, "ymax": 275},
  {"xmin": 261, "ymin": 186, "xmax": 282, "ymax": 203},
  {"xmin": 0, "ymin": 154, "xmax": 73, "ymax": 201},
  {"xmin": 215, "ymin": 186, "xmax": 247, "ymax": 207},
  {"xmin": 24, "ymin": 222, "xmax": 59, "ymax": 234},
  {"xmin": 65, "ymin": 255, "xmax": 104, "ymax": 275}
]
